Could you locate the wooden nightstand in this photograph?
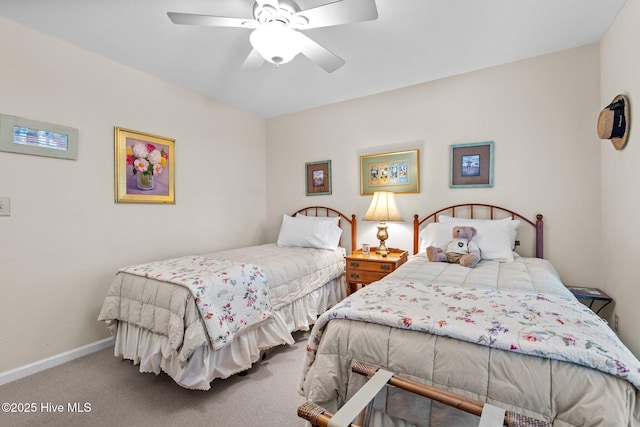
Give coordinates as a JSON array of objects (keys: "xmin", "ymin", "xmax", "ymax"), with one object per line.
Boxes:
[
  {"xmin": 567, "ymin": 286, "xmax": 612, "ymax": 315},
  {"xmin": 345, "ymin": 248, "xmax": 408, "ymax": 295}
]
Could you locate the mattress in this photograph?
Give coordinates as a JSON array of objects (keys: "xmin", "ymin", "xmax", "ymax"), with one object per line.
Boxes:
[{"xmin": 300, "ymin": 256, "xmax": 640, "ymax": 426}]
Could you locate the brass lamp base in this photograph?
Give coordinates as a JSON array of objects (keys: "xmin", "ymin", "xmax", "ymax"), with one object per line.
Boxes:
[{"xmin": 376, "ymin": 221, "xmax": 389, "ymax": 257}]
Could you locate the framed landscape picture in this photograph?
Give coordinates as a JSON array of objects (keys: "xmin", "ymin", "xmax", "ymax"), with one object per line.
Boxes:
[
  {"xmin": 450, "ymin": 141, "xmax": 494, "ymax": 188},
  {"xmin": 114, "ymin": 127, "xmax": 175, "ymax": 204},
  {"xmin": 305, "ymin": 160, "xmax": 331, "ymax": 196},
  {"xmin": 360, "ymin": 149, "xmax": 419, "ymax": 195}
]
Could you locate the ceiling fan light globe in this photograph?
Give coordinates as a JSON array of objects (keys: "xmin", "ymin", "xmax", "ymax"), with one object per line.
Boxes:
[{"xmin": 249, "ymin": 26, "xmax": 304, "ymax": 65}]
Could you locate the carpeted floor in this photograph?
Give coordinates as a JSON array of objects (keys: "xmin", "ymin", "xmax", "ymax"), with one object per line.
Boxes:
[{"xmin": 0, "ymin": 331, "xmax": 311, "ymax": 427}]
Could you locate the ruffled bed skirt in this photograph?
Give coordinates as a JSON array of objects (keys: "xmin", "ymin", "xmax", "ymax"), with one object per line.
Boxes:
[{"xmin": 113, "ymin": 276, "xmax": 345, "ymax": 390}]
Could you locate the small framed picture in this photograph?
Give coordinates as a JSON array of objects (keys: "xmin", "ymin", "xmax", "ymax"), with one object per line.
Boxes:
[
  {"xmin": 305, "ymin": 160, "xmax": 332, "ymax": 196},
  {"xmin": 450, "ymin": 141, "xmax": 494, "ymax": 188},
  {"xmin": 114, "ymin": 127, "xmax": 175, "ymax": 204}
]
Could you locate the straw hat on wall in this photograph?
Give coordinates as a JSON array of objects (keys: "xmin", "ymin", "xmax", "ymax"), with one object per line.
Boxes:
[{"xmin": 597, "ymin": 94, "xmax": 630, "ymax": 150}]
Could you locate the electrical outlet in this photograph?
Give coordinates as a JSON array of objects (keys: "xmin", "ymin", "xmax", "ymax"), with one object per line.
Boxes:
[
  {"xmin": 614, "ymin": 314, "xmax": 619, "ymax": 333},
  {"xmin": 0, "ymin": 197, "xmax": 10, "ymax": 216}
]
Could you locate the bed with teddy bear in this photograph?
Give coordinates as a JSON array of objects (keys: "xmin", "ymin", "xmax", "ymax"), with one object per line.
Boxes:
[{"xmin": 299, "ymin": 203, "xmax": 640, "ymax": 427}]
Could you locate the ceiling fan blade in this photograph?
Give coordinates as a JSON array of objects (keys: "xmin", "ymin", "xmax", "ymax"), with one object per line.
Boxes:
[
  {"xmin": 300, "ymin": 34, "xmax": 345, "ymax": 73},
  {"xmin": 167, "ymin": 12, "xmax": 253, "ymax": 28},
  {"xmin": 241, "ymin": 49, "xmax": 266, "ymax": 70},
  {"xmin": 299, "ymin": 0, "xmax": 378, "ymax": 29}
]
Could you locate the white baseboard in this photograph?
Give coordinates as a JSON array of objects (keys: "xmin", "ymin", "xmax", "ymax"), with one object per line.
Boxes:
[{"xmin": 0, "ymin": 337, "xmax": 115, "ymax": 386}]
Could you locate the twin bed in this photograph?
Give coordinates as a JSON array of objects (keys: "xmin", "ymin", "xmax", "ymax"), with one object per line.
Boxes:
[
  {"xmin": 300, "ymin": 204, "xmax": 640, "ymax": 427},
  {"xmin": 98, "ymin": 206, "xmax": 356, "ymax": 390},
  {"xmin": 98, "ymin": 202, "xmax": 640, "ymax": 426}
]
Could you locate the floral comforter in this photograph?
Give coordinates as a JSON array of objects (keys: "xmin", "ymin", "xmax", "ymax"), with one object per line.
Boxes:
[
  {"xmin": 119, "ymin": 256, "xmax": 270, "ymax": 350},
  {"xmin": 302, "ymin": 281, "xmax": 640, "ymax": 389}
]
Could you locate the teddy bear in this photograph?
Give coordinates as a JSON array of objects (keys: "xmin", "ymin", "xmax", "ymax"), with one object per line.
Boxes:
[{"xmin": 426, "ymin": 225, "xmax": 481, "ymax": 268}]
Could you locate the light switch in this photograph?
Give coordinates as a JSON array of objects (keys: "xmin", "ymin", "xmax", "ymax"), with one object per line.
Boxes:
[{"xmin": 0, "ymin": 197, "xmax": 11, "ymax": 216}]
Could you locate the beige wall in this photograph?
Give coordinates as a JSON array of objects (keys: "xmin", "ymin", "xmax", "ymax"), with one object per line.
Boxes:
[
  {"xmin": 3, "ymin": 4, "xmax": 638, "ymax": 377},
  {"xmin": 600, "ymin": 0, "xmax": 640, "ymax": 356},
  {"xmin": 267, "ymin": 45, "xmax": 604, "ymax": 317},
  {"xmin": 0, "ymin": 18, "xmax": 267, "ymax": 372}
]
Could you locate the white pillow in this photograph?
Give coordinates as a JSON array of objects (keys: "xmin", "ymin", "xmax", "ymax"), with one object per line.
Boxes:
[
  {"xmin": 419, "ymin": 222, "xmax": 457, "ymax": 251},
  {"xmin": 436, "ymin": 216, "xmax": 515, "ymax": 261},
  {"xmin": 438, "ymin": 215, "xmax": 520, "ymax": 250},
  {"xmin": 277, "ymin": 214, "xmax": 342, "ymax": 250},
  {"xmin": 294, "ymin": 213, "xmax": 340, "ymax": 225},
  {"xmin": 420, "ymin": 219, "xmax": 514, "ymax": 262}
]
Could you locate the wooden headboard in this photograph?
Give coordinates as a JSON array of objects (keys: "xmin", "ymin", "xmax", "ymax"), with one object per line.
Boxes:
[
  {"xmin": 413, "ymin": 203, "xmax": 543, "ymax": 258},
  {"xmin": 292, "ymin": 206, "xmax": 357, "ymax": 253}
]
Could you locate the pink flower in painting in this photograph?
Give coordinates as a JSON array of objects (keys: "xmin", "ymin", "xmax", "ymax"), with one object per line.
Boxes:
[
  {"xmin": 146, "ymin": 143, "xmax": 156, "ymax": 152},
  {"xmin": 134, "ymin": 158, "xmax": 149, "ymax": 173},
  {"xmin": 152, "ymin": 163, "xmax": 163, "ymax": 176}
]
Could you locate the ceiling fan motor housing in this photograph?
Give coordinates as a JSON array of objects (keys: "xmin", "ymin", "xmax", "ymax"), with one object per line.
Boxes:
[{"xmin": 253, "ymin": 0, "xmax": 308, "ymax": 28}]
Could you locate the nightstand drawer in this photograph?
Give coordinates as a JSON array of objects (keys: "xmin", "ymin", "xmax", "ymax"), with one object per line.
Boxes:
[
  {"xmin": 344, "ymin": 248, "xmax": 408, "ymax": 295},
  {"xmin": 347, "ymin": 260, "xmax": 395, "ymax": 273},
  {"xmin": 347, "ymin": 270, "xmax": 388, "ymax": 284}
]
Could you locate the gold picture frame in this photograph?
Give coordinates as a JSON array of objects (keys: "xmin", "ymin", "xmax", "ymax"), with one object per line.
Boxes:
[
  {"xmin": 114, "ymin": 127, "xmax": 175, "ymax": 204},
  {"xmin": 360, "ymin": 149, "xmax": 419, "ymax": 195}
]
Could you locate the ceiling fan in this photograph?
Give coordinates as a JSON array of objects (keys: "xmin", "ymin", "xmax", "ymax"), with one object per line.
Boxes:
[{"xmin": 167, "ymin": 0, "xmax": 378, "ymax": 73}]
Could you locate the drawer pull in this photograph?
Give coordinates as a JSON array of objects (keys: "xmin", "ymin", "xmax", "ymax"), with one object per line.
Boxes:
[
  {"xmin": 350, "ymin": 273, "xmax": 360, "ymax": 280},
  {"xmin": 380, "ymin": 265, "xmax": 390, "ymax": 271},
  {"xmin": 349, "ymin": 262, "xmax": 359, "ymax": 268}
]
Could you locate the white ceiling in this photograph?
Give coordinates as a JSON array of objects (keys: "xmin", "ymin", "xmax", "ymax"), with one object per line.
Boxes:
[{"xmin": 0, "ymin": 0, "xmax": 626, "ymax": 118}]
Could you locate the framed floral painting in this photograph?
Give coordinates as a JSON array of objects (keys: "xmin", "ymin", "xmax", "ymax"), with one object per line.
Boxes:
[{"xmin": 114, "ymin": 127, "xmax": 175, "ymax": 204}]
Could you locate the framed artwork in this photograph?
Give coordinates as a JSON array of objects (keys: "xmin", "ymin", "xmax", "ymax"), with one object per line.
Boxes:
[
  {"xmin": 360, "ymin": 149, "xmax": 419, "ymax": 195},
  {"xmin": 114, "ymin": 127, "xmax": 175, "ymax": 204},
  {"xmin": 0, "ymin": 113, "xmax": 78, "ymax": 160},
  {"xmin": 450, "ymin": 141, "xmax": 494, "ymax": 188},
  {"xmin": 305, "ymin": 160, "xmax": 332, "ymax": 196}
]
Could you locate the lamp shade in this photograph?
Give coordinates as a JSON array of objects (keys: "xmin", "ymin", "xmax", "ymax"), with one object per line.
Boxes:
[
  {"xmin": 249, "ymin": 25, "xmax": 304, "ymax": 65},
  {"xmin": 363, "ymin": 191, "xmax": 404, "ymax": 222}
]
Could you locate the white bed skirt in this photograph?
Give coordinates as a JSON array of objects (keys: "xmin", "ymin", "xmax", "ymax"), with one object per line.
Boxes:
[{"xmin": 113, "ymin": 276, "xmax": 346, "ymax": 390}]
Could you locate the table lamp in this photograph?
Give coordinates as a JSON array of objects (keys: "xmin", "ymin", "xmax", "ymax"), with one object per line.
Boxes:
[{"xmin": 363, "ymin": 191, "xmax": 404, "ymax": 256}]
